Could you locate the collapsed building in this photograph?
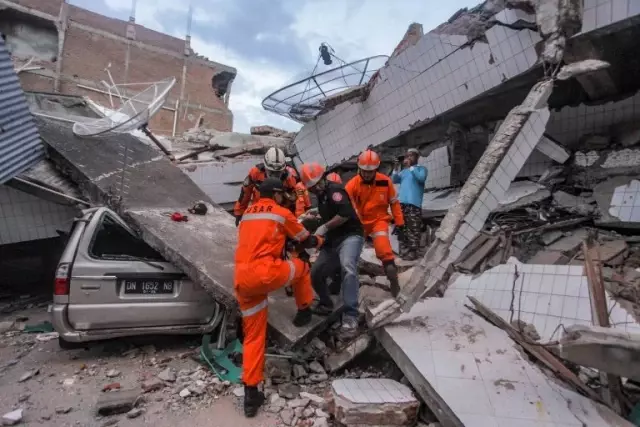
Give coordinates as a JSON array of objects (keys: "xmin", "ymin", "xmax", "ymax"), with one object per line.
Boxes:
[
  {"xmin": 252, "ymin": 0, "xmax": 640, "ymax": 425},
  {"xmin": 2, "ymin": 0, "xmax": 640, "ymax": 424}
]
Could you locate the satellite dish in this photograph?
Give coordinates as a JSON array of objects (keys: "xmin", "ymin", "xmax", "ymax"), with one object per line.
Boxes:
[
  {"xmin": 72, "ymin": 77, "xmax": 176, "ymax": 137},
  {"xmin": 262, "ymin": 55, "xmax": 388, "ymax": 123}
]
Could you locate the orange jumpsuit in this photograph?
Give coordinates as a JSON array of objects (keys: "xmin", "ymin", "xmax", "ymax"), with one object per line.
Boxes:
[
  {"xmin": 294, "ymin": 182, "xmax": 311, "ymax": 218},
  {"xmin": 345, "ymin": 172, "xmax": 404, "ymax": 262},
  {"xmin": 233, "ymin": 165, "xmax": 297, "ymax": 217},
  {"xmin": 234, "ymin": 199, "xmax": 315, "ymax": 386}
]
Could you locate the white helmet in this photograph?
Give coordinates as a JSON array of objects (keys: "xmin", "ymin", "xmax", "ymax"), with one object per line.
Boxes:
[{"xmin": 264, "ymin": 147, "xmax": 286, "ymax": 172}]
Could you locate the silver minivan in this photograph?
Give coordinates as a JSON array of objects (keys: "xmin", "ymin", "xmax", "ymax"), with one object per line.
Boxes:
[{"xmin": 51, "ymin": 207, "xmax": 222, "ymax": 348}]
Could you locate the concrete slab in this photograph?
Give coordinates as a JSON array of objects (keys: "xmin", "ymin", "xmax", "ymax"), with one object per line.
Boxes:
[
  {"xmin": 376, "ymin": 297, "xmax": 633, "ymax": 427},
  {"xmin": 594, "ymin": 176, "xmax": 640, "ymax": 230},
  {"xmin": 36, "ymin": 117, "xmax": 334, "ymax": 349},
  {"xmin": 545, "ymin": 229, "xmax": 588, "ymax": 253}
]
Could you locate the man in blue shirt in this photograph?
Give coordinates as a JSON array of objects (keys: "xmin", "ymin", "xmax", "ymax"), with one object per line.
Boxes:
[{"xmin": 391, "ymin": 148, "xmax": 427, "ymax": 260}]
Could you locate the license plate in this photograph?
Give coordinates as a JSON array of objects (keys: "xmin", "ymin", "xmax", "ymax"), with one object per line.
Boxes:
[{"xmin": 122, "ymin": 279, "xmax": 175, "ymax": 295}]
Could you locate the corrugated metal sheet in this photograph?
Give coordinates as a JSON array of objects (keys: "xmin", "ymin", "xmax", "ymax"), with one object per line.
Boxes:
[{"xmin": 0, "ymin": 38, "xmax": 44, "ymax": 184}]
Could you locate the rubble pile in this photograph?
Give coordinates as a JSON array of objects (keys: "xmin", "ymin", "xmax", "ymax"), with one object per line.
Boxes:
[{"xmin": 169, "ymin": 125, "xmax": 296, "ymax": 163}]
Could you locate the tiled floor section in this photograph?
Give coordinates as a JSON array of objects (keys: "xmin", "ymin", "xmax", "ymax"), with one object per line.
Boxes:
[
  {"xmin": 447, "ymin": 258, "xmax": 640, "ymax": 342},
  {"xmin": 381, "ymin": 297, "xmax": 630, "ymax": 426}
]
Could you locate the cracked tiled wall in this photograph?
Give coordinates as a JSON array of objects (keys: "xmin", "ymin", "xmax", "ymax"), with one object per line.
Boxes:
[
  {"xmin": 420, "ymin": 146, "xmax": 451, "ymax": 189},
  {"xmin": 448, "ymin": 259, "xmax": 640, "ymax": 341},
  {"xmin": 428, "ymin": 108, "xmax": 551, "ymax": 285},
  {"xmin": 0, "ymin": 186, "xmax": 76, "ymax": 245},
  {"xmin": 582, "ymin": 0, "xmax": 640, "ymax": 33},
  {"xmin": 293, "ymin": 3, "xmax": 640, "ymax": 168}
]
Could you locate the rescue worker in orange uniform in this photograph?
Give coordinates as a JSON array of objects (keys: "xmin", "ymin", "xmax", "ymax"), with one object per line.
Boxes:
[
  {"xmin": 345, "ymin": 150, "xmax": 404, "ymax": 297},
  {"xmin": 233, "ymin": 147, "xmax": 297, "ymax": 225},
  {"xmin": 234, "ymin": 178, "xmax": 323, "ymax": 418},
  {"xmin": 287, "ymin": 166, "xmax": 312, "ymax": 218}
]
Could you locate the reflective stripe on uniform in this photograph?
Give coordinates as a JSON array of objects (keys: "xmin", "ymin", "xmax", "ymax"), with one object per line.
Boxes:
[
  {"xmin": 285, "ymin": 260, "xmax": 296, "ymax": 287},
  {"xmin": 241, "ymin": 213, "xmax": 285, "ymax": 224},
  {"xmin": 371, "ymin": 231, "xmax": 388, "ymax": 238},
  {"xmin": 389, "ymin": 197, "xmax": 398, "ymax": 203},
  {"xmin": 241, "ymin": 299, "xmax": 268, "ymax": 317},
  {"xmin": 294, "ymin": 229, "xmax": 310, "ymax": 241}
]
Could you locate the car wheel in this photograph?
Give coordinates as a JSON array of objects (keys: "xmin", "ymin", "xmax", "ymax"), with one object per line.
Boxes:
[{"xmin": 58, "ymin": 337, "xmax": 86, "ymax": 350}]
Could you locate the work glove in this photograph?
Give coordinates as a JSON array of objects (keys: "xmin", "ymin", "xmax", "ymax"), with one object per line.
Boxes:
[
  {"xmin": 314, "ymin": 224, "xmax": 329, "ymax": 237},
  {"xmin": 235, "ymin": 215, "xmax": 242, "ymax": 227}
]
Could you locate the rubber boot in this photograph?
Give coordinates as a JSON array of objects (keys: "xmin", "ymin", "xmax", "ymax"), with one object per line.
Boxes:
[
  {"xmin": 292, "ymin": 307, "xmax": 312, "ymax": 327},
  {"xmin": 244, "ymin": 385, "xmax": 265, "ymax": 418},
  {"xmin": 384, "ymin": 261, "xmax": 400, "ymax": 298}
]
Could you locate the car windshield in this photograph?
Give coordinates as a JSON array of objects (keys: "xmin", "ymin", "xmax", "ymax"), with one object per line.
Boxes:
[{"xmin": 90, "ymin": 215, "xmax": 165, "ymax": 262}]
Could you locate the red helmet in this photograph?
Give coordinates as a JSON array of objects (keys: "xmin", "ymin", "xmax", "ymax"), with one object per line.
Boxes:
[
  {"xmin": 326, "ymin": 172, "xmax": 342, "ymax": 184},
  {"xmin": 299, "ymin": 162, "xmax": 326, "ymax": 189},
  {"xmin": 357, "ymin": 150, "xmax": 381, "ymax": 171}
]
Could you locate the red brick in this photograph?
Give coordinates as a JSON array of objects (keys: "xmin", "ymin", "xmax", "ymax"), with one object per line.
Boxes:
[{"xmin": 8, "ymin": 0, "xmax": 62, "ymax": 16}]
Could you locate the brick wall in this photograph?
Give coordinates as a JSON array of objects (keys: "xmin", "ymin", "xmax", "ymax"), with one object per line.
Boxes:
[
  {"xmin": 8, "ymin": 0, "xmax": 234, "ymax": 135},
  {"xmin": 10, "ymin": 0, "xmax": 63, "ymax": 16}
]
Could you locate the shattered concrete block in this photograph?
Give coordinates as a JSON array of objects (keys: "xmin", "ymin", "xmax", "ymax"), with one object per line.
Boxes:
[
  {"xmin": 324, "ymin": 335, "xmax": 372, "ymax": 373},
  {"xmin": 552, "ymin": 190, "xmax": 596, "ymax": 216},
  {"xmin": 594, "ymin": 177, "xmax": 640, "ymax": 228},
  {"xmin": 266, "ymin": 357, "xmax": 292, "ymax": 384},
  {"xmin": 557, "ymin": 325, "xmax": 640, "ymax": 381},
  {"xmin": 535, "ymin": 136, "xmax": 570, "ymax": 163},
  {"xmin": 1, "ymin": 409, "xmax": 22, "ymax": 426},
  {"xmin": 557, "ymin": 59, "xmax": 610, "ymax": 80},
  {"xmin": 574, "ymin": 151, "xmax": 600, "ymax": 167},
  {"xmin": 95, "ymin": 389, "xmax": 141, "ymax": 416},
  {"xmin": 601, "ymin": 149, "xmax": 640, "ymax": 169},
  {"xmin": 328, "ymin": 378, "xmax": 420, "ymax": 426},
  {"xmin": 545, "ymin": 229, "xmax": 588, "ymax": 252}
]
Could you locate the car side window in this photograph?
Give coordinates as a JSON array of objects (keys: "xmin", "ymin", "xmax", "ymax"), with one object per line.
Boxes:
[{"xmin": 90, "ymin": 214, "xmax": 164, "ymax": 261}]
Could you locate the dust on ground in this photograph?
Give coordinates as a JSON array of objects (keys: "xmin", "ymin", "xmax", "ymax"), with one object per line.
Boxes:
[{"xmin": 0, "ymin": 307, "xmax": 278, "ymax": 427}]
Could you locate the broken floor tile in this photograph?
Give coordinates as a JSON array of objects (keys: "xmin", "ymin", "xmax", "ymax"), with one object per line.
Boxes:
[
  {"xmin": 328, "ymin": 378, "xmax": 419, "ymax": 426},
  {"xmin": 377, "ymin": 297, "xmax": 631, "ymax": 426}
]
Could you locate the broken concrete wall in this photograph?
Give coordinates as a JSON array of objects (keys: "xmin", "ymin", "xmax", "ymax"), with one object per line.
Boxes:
[
  {"xmin": 0, "ymin": 8, "xmax": 58, "ymax": 62},
  {"xmin": 294, "ymin": 19, "xmax": 541, "ymax": 167},
  {"xmin": 292, "ymin": 1, "xmax": 640, "ymax": 169},
  {"xmin": 547, "ymin": 91, "xmax": 640, "ymax": 150},
  {"xmin": 179, "ymin": 157, "xmax": 261, "ymax": 209}
]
